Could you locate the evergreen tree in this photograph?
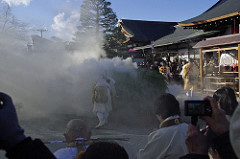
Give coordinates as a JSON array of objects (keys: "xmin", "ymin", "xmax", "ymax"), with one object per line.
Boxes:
[
  {"xmin": 78, "ymin": 0, "xmax": 117, "ymax": 35},
  {"xmin": 104, "ymin": 27, "xmax": 129, "ymax": 58},
  {"xmin": 73, "ymin": 0, "xmax": 129, "ymax": 58}
]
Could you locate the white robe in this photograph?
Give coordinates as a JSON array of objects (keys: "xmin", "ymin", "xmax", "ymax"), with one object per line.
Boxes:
[
  {"xmin": 93, "ymin": 78, "xmax": 112, "ymax": 114},
  {"xmin": 137, "ymin": 123, "xmax": 188, "ymax": 159},
  {"xmin": 220, "ymin": 53, "xmax": 238, "ymax": 66},
  {"xmin": 54, "ymin": 147, "xmax": 78, "ymax": 159}
]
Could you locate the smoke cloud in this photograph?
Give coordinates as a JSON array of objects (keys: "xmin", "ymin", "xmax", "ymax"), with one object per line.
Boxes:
[
  {"xmin": 0, "ymin": 5, "xmax": 168, "ymax": 130},
  {"xmin": 51, "ymin": 11, "xmax": 80, "ymax": 41},
  {"xmin": 0, "ymin": 27, "xmax": 140, "ymax": 121}
]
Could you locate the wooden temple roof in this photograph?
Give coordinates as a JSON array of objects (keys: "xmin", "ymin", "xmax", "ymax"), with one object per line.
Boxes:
[
  {"xmin": 179, "ymin": 0, "xmax": 240, "ymax": 26},
  {"xmin": 133, "ymin": 26, "xmax": 219, "ymax": 50},
  {"xmin": 154, "ymin": 26, "xmax": 218, "ymax": 46},
  {"xmin": 118, "ymin": 19, "xmax": 177, "ymax": 42},
  {"xmin": 193, "ymin": 33, "xmax": 240, "ymax": 48}
]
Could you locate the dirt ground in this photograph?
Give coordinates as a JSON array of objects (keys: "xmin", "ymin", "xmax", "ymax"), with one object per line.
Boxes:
[{"xmin": 0, "ymin": 90, "xmax": 208, "ymax": 159}]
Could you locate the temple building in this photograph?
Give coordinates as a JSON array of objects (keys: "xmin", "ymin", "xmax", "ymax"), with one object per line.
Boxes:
[
  {"xmin": 118, "ymin": 19, "xmax": 218, "ymax": 65},
  {"xmin": 119, "ymin": 0, "xmax": 240, "ymax": 96},
  {"xmin": 179, "ymin": 0, "xmax": 240, "ymax": 95}
]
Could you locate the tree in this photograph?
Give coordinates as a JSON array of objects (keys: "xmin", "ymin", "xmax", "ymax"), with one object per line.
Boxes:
[
  {"xmin": 0, "ymin": 3, "xmax": 28, "ymax": 38},
  {"xmin": 78, "ymin": 0, "xmax": 117, "ymax": 34},
  {"xmin": 73, "ymin": 0, "xmax": 129, "ymax": 58},
  {"xmin": 0, "ymin": 4, "xmax": 10, "ymax": 32},
  {"xmin": 74, "ymin": 0, "xmax": 117, "ymax": 46},
  {"xmin": 104, "ymin": 27, "xmax": 129, "ymax": 58}
]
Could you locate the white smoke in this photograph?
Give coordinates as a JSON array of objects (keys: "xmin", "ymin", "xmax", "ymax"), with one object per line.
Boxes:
[
  {"xmin": 0, "ymin": 28, "xmax": 138, "ymax": 120},
  {"xmin": 1, "ymin": 0, "xmax": 31, "ymax": 6},
  {"xmin": 51, "ymin": 11, "xmax": 80, "ymax": 41}
]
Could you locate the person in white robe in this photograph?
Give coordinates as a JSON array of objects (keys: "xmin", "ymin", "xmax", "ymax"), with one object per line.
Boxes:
[
  {"xmin": 137, "ymin": 93, "xmax": 188, "ymax": 159},
  {"xmin": 92, "ymin": 75, "xmax": 116, "ymax": 128}
]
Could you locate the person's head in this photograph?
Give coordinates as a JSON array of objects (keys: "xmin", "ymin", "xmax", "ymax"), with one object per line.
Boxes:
[
  {"xmin": 77, "ymin": 142, "xmax": 129, "ymax": 159},
  {"xmin": 213, "ymin": 86, "xmax": 238, "ymax": 116},
  {"xmin": 189, "ymin": 58, "xmax": 194, "ymax": 63},
  {"xmin": 161, "ymin": 61, "xmax": 166, "ymax": 66},
  {"xmin": 64, "ymin": 119, "xmax": 91, "ymax": 143},
  {"xmin": 154, "ymin": 93, "xmax": 180, "ymax": 121}
]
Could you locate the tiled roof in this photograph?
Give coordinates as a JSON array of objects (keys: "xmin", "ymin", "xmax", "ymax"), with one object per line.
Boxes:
[
  {"xmin": 193, "ymin": 33, "xmax": 240, "ymax": 48},
  {"xmin": 118, "ymin": 19, "xmax": 177, "ymax": 42},
  {"xmin": 154, "ymin": 26, "xmax": 218, "ymax": 46},
  {"xmin": 179, "ymin": 0, "xmax": 240, "ymax": 26}
]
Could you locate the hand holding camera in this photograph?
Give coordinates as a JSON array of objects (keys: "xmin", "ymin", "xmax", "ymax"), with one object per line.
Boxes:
[
  {"xmin": 185, "ymin": 124, "xmax": 208, "ymax": 155},
  {"xmin": 201, "ymin": 96, "xmax": 229, "ymax": 135},
  {"xmin": 184, "ymin": 99, "xmax": 212, "ymax": 126},
  {"xmin": 184, "ymin": 96, "xmax": 230, "ymax": 156},
  {"xmin": 184, "ymin": 96, "xmax": 229, "ymax": 135}
]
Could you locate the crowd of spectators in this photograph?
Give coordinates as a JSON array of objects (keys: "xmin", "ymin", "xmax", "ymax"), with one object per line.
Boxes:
[
  {"xmin": 139, "ymin": 58, "xmax": 188, "ymax": 85},
  {"xmin": 0, "ymin": 85, "xmax": 239, "ymax": 159}
]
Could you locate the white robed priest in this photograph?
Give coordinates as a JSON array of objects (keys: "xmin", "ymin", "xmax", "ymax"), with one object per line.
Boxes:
[{"xmin": 92, "ymin": 75, "xmax": 116, "ymax": 128}]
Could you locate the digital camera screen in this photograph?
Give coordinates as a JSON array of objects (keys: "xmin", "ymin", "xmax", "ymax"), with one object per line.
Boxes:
[
  {"xmin": 188, "ymin": 102, "xmax": 206, "ymax": 115},
  {"xmin": 184, "ymin": 100, "xmax": 212, "ymax": 116}
]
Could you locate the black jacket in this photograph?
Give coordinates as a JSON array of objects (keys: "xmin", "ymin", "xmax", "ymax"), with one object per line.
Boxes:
[
  {"xmin": 180, "ymin": 131, "xmax": 237, "ymax": 159},
  {"xmin": 6, "ymin": 137, "xmax": 56, "ymax": 159}
]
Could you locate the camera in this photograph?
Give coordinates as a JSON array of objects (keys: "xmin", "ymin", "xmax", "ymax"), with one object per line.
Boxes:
[{"xmin": 184, "ymin": 100, "xmax": 212, "ymax": 117}]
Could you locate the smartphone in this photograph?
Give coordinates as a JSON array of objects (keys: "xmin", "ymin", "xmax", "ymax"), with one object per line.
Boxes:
[{"xmin": 184, "ymin": 100, "xmax": 212, "ymax": 116}]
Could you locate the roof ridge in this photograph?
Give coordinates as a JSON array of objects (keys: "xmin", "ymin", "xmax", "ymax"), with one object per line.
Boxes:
[
  {"xmin": 204, "ymin": 0, "xmax": 227, "ymax": 13},
  {"xmin": 120, "ymin": 18, "xmax": 177, "ymax": 23}
]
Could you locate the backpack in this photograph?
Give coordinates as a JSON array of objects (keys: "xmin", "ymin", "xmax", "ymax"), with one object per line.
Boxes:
[{"xmin": 94, "ymin": 86, "xmax": 109, "ymax": 103}]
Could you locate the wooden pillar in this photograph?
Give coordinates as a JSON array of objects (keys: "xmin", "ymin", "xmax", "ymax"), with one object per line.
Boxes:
[
  {"xmin": 238, "ymin": 44, "xmax": 240, "ymax": 97},
  {"xmin": 188, "ymin": 45, "xmax": 190, "ymax": 60},
  {"xmin": 200, "ymin": 48, "xmax": 203, "ymax": 92},
  {"xmin": 218, "ymin": 49, "xmax": 221, "ymax": 73}
]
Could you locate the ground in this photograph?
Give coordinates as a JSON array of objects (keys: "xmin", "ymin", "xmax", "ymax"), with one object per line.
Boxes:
[{"xmin": 0, "ymin": 88, "xmax": 209, "ymax": 159}]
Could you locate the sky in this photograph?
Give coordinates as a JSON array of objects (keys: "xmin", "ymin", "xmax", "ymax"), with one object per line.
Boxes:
[{"xmin": 2, "ymin": 0, "xmax": 219, "ymax": 41}]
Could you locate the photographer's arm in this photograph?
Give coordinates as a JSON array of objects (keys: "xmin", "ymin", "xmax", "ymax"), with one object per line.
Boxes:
[
  {"xmin": 179, "ymin": 124, "xmax": 209, "ymax": 159},
  {"xmin": 201, "ymin": 96, "xmax": 229, "ymax": 136},
  {"xmin": 185, "ymin": 124, "xmax": 208, "ymax": 155},
  {"xmin": 181, "ymin": 96, "xmax": 237, "ymax": 159},
  {"xmin": 211, "ymin": 131, "xmax": 237, "ymax": 159},
  {"xmin": 201, "ymin": 96, "xmax": 237, "ymax": 159}
]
